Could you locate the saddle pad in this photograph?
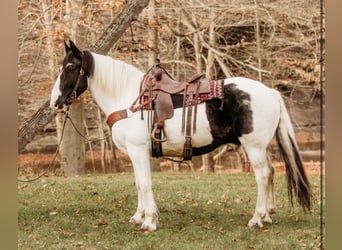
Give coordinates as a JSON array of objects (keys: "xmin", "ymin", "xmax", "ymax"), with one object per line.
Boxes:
[
  {"xmin": 204, "ymin": 79, "xmax": 225, "ymax": 100},
  {"xmin": 183, "ymin": 79, "xmax": 224, "ymax": 106}
]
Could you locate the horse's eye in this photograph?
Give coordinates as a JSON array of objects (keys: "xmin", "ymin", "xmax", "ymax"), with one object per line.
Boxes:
[{"xmin": 65, "ymin": 63, "xmax": 76, "ymax": 71}]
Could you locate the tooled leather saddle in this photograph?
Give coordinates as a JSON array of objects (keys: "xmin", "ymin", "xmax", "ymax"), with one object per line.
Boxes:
[{"xmin": 133, "ymin": 60, "xmax": 224, "ymax": 160}]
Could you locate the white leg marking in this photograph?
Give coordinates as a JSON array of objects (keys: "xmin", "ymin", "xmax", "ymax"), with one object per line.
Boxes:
[
  {"xmin": 244, "ymin": 146, "xmax": 273, "ymax": 228},
  {"xmin": 129, "ymin": 184, "xmax": 144, "ymax": 225},
  {"xmin": 127, "ymin": 143, "xmax": 158, "ymax": 232}
]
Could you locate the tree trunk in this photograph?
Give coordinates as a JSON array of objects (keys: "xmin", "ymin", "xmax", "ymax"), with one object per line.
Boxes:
[
  {"xmin": 175, "ymin": 7, "xmax": 181, "ymax": 79},
  {"xmin": 18, "ymin": 0, "xmax": 150, "ymax": 152},
  {"xmin": 147, "ymin": 0, "xmax": 161, "ymax": 172},
  {"xmin": 202, "ymin": 12, "xmax": 216, "ymax": 173},
  {"xmin": 96, "ymin": 107, "xmax": 107, "ymax": 173},
  {"xmin": 59, "ymin": 99, "xmax": 86, "ymax": 176},
  {"xmin": 91, "ymin": 0, "xmax": 150, "ymax": 54},
  {"xmin": 41, "ymin": 0, "xmax": 56, "ymax": 82},
  {"xmin": 205, "ymin": 12, "xmax": 216, "ymax": 79},
  {"xmin": 147, "ymin": 0, "xmax": 158, "ymax": 67},
  {"xmin": 254, "ymin": 0, "xmax": 262, "ymax": 82}
]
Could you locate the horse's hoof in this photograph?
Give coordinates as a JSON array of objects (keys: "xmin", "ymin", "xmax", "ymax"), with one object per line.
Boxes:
[
  {"xmin": 262, "ymin": 216, "xmax": 273, "ymax": 224},
  {"xmin": 140, "ymin": 223, "xmax": 157, "ymax": 233},
  {"xmin": 129, "ymin": 216, "xmax": 143, "ymax": 225},
  {"xmin": 248, "ymin": 219, "xmax": 263, "ymax": 229},
  {"xmin": 129, "ymin": 218, "xmax": 137, "ymax": 224},
  {"xmin": 268, "ymin": 208, "xmax": 276, "ymax": 215}
]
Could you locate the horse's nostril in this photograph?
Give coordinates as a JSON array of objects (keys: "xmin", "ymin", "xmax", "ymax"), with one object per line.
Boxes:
[{"xmin": 53, "ymin": 102, "xmax": 63, "ymax": 110}]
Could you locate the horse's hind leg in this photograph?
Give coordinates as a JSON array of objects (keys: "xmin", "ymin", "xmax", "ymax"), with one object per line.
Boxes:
[
  {"xmin": 266, "ymin": 154, "xmax": 276, "ymax": 215},
  {"xmin": 243, "ymin": 145, "xmax": 274, "ymax": 228}
]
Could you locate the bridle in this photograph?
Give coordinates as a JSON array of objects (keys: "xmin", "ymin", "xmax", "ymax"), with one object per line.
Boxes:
[{"xmin": 64, "ymin": 52, "xmax": 88, "ymax": 106}]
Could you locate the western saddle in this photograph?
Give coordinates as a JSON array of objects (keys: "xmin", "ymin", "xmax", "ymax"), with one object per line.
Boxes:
[{"xmin": 132, "ymin": 60, "xmax": 212, "ymax": 161}]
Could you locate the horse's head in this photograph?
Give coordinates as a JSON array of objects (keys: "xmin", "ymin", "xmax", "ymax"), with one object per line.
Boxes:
[{"xmin": 50, "ymin": 40, "xmax": 94, "ymax": 112}]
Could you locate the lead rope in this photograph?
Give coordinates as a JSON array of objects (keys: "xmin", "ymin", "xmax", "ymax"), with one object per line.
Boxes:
[
  {"xmin": 18, "ymin": 106, "xmax": 114, "ymax": 182},
  {"xmin": 66, "ymin": 114, "xmax": 111, "ymax": 142},
  {"xmin": 18, "ymin": 109, "xmax": 70, "ymax": 183}
]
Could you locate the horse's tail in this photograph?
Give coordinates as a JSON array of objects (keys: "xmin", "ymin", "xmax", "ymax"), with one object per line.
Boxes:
[{"xmin": 274, "ymin": 90, "xmax": 312, "ymax": 211}]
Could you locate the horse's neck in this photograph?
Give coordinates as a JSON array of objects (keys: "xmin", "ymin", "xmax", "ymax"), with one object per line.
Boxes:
[{"xmin": 88, "ymin": 53, "xmax": 144, "ymax": 116}]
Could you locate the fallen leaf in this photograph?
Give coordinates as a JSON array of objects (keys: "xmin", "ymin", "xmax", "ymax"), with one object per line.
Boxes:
[{"xmin": 97, "ymin": 218, "xmax": 108, "ymax": 226}]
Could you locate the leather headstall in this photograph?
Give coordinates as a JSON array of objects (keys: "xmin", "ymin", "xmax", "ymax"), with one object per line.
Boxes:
[{"xmin": 69, "ymin": 52, "xmax": 87, "ymax": 105}]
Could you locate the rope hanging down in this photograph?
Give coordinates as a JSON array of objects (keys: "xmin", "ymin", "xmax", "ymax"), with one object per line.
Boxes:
[
  {"xmin": 18, "ymin": 111, "xmax": 69, "ymax": 183},
  {"xmin": 18, "ymin": 108, "xmax": 111, "ymax": 182}
]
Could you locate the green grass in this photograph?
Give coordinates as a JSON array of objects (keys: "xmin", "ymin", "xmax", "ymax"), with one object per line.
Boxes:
[{"xmin": 18, "ymin": 172, "xmax": 324, "ymax": 249}]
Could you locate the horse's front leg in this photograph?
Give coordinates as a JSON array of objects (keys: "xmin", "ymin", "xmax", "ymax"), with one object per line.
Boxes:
[
  {"xmin": 127, "ymin": 143, "xmax": 158, "ymax": 232},
  {"xmin": 129, "ymin": 185, "xmax": 144, "ymax": 225}
]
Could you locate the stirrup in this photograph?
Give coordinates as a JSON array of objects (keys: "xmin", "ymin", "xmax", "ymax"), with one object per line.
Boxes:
[{"xmin": 151, "ymin": 124, "xmax": 167, "ymax": 142}]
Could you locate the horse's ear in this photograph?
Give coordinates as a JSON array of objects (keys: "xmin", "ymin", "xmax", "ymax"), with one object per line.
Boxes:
[
  {"xmin": 69, "ymin": 40, "xmax": 82, "ymax": 59},
  {"xmin": 64, "ymin": 41, "xmax": 71, "ymax": 54}
]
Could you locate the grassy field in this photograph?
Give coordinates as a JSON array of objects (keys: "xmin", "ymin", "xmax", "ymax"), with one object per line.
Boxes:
[{"xmin": 18, "ymin": 172, "xmax": 324, "ymax": 249}]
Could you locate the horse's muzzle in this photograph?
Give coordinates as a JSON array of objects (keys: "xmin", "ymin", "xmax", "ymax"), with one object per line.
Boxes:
[{"xmin": 51, "ymin": 102, "xmax": 68, "ymax": 113}]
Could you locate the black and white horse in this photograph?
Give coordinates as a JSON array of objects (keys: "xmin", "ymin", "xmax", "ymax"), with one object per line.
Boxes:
[{"xmin": 50, "ymin": 41, "xmax": 311, "ymax": 232}]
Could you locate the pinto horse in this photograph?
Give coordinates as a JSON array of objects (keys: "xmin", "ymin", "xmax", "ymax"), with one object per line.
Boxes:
[{"xmin": 50, "ymin": 41, "xmax": 311, "ymax": 232}]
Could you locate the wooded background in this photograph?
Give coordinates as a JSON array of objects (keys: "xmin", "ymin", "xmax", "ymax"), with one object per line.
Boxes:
[{"xmin": 18, "ymin": 0, "xmax": 324, "ymax": 175}]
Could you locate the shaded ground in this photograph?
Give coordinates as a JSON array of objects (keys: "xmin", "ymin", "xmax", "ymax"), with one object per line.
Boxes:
[{"xmin": 18, "ymin": 149, "xmax": 324, "ymax": 179}]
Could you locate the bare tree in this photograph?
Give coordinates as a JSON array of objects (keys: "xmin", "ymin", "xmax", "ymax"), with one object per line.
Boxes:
[{"xmin": 18, "ymin": 0, "xmax": 150, "ymax": 154}]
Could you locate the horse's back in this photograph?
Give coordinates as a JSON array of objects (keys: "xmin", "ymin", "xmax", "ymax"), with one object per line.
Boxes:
[
  {"xmin": 224, "ymin": 77, "xmax": 280, "ymax": 110},
  {"xmin": 225, "ymin": 77, "xmax": 274, "ymax": 93}
]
